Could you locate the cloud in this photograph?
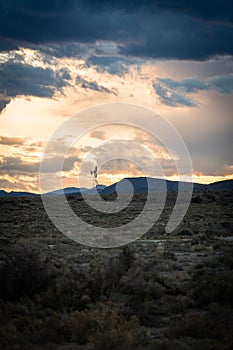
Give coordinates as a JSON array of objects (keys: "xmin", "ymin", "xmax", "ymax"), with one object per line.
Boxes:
[
  {"xmin": 41, "ymin": 155, "xmax": 80, "ymax": 173},
  {"xmin": 0, "ymin": 177, "xmax": 31, "ymax": 192},
  {"xmin": 0, "ymin": 172, "xmax": 40, "ymax": 192},
  {"xmin": 0, "ymin": 154, "xmax": 79, "ymax": 175},
  {"xmin": 38, "ymin": 42, "xmax": 119, "ymax": 59},
  {"xmin": 99, "ymin": 158, "xmax": 145, "ymax": 178},
  {"xmin": 119, "ymin": 13, "xmax": 233, "ymax": 60},
  {"xmin": 89, "ymin": 130, "xmax": 106, "ymax": 140},
  {"xmin": 99, "ymin": 158, "xmax": 176, "ymax": 178},
  {"xmin": 81, "ymin": 140, "xmax": 178, "ymax": 178},
  {"xmin": 0, "ymin": 136, "xmax": 27, "ymax": 146},
  {"xmin": 157, "ymin": 78, "xmax": 208, "ymax": 93},
  {"xmin": 0, "ymin": 99, "xmax": 11, "ymax": 113},
  {"xmin": 153, "ymin": 73, "xmax": 233, "ymax": 106},
  {"xmin": 45, "ymin": 136, "xmax": 77, "ymax": 155},
  {"xmin": 82, "ymin": 0, "xmax": 233, "ymax": 24},
  {"xmin": 153, "ymin": 82, "xmax": 197, "ymax": 107},
  {"xmin": 208, "ymin": 74, "xmax": 233, "ymax": 94},
  {"xmin": 85, "ymin": 56, "xmax": 141, "ymax": 76},
  {"xmin": 0, "ymin": 61, "xmax": 71, "ymax": 112},
  {"xmin": 0, "ymin": 1, "xmax": 232, "ymax": 60},
  {"xmin": 130, "ymin": 129, "xmax": 176, "ymax": 160},
  {"xmin": 0, "ymin": 156, "xmax": 39, "ymax": 174},
  {"xmin": 76, "ymin": 75, "xmax": 117, "ymax": 94},
  {"xmin": 0, "ymin": 38, "xmax": 19, "ymax": 52},
  {"xmin": 38, "ymin": 43, "xmax": 93, "ymax": 59},
  {"xmin": 0, "ymin": 136, "xmax": 46, "ymax": 155},
  {"xmin": 79, "ymin": 146, "xmax": 92, "ymax": 153}
]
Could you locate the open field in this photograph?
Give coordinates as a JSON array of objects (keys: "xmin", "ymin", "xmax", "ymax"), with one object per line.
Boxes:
[{"xmin": 0, "ymin": 191, "xmax": 233, "ymax": 349}]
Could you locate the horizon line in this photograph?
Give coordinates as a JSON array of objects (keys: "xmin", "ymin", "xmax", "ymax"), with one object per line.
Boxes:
[{"xmin": 2, "ymin": 175, "xmax": 233, "ymax": 195}]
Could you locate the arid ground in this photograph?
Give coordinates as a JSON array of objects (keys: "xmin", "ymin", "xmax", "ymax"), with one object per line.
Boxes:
[{"xmin": 0, "ymin": 190, "xmax": 233, "ymax": 350}]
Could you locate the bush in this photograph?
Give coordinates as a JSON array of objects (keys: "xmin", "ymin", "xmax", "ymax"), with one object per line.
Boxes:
[
  {"xmin": 89, "ymin": 246, "xmax": 135, "ymax": 301},
  {"xmin": 169, "ymin": 303, "xmax": 233, "ymax": 345},
  {"xmin": 118, "ymin": 266, "xmax": 167, "ymax": 326},
  {"xmin": 191, "ymin": 195, "xmax": 202, "ymax": 203},
  {"xmin": 35, "ymin": 268, "xmax": 92, "ymax": 312},
  {"xmin": 90, "ymin": 304, "xmax": 141, "ymax": 350},
  {"xmin": 0, "ymin": 303, "xmax": 142, "ymax": 349},
  {"xmin": 119, "ymin": 245, "xmax": 136, "ymax": 271},
  {"xmin": 219, "ymin": 251, "xmax": 233, "ymax": 269},
  {"xmin": 193, "ymin": 271, "xmax": 233, "ymax": 307},
  {"xmin": 0, "ymin": 246, "xmax": 51, "ymax": 301},
  {"xmin": 0, "ymin": 307, "xmax": 65, "ymax": 349},
  {"xmin": 146, "ymin": 339, "xmax": 191, "ymax": 350}
]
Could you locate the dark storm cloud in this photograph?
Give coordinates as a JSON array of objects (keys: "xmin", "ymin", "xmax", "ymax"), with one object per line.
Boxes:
[
  {"xmin": 82, "ymin": 0, "xmax": 233, "ymax": 23},
  {"xmin": 119, "ymin": 14, "xmax": 233, "ymax": 60},
  {"xmin": 0, "ymin": 0, "xmax": 121, "ymax": 46},
  {"xmin": 158, "ymin": 0, "xmax": 233, "ymax": 24},
  {"xmin": 0, "ymin": 99, "xmax": 11, "ymax": 113},
  {"xmin": 0, "ymin": 62, "xmax": 71, "ymax": 112},
  {"xmin": 38, "ymin": 43, "xmax": 93, "ymax": 59},
  {"xmin": 153, "ymin": 73, "xmax": 233, "ymax": 106},
  {"xmin": 76, "ymin": 75, "xmax": 117, "ymax": 94},
  {"xmin": 0, "ymin": 0, "xmax": 232, "ymax": 60},
  {"xmin": 0, "ymin": 38, "xmax": 18, "ymax": 52}
]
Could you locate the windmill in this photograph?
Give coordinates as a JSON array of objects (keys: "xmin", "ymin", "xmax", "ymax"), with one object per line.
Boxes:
[{"xmin": 90, "ymin": 165, "xmax": 98, "ymax": 187}]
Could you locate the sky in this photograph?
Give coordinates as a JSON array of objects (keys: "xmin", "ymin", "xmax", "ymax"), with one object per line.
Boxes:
[{"xmin": 0, "ymin": 0, "xmax": 233, "ymax": 193}]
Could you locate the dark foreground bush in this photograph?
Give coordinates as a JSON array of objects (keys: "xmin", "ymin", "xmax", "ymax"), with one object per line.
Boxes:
[
  {"xmin": 193, "ymin": 270, "xmax": 233, "ymax": 307},
  {"xmin": 90, "ymin": 245, "xmax": 135, "ymax": 301},
  {"xmin": 168, "ymin": 303, "xmax": 233, "ymax": 349},
  {"xmin": 0, "ymin": 303, "xmax": 142, "ymax": 350},
  {"xmin": 0, "ymin": 246, "xmax": 51, "ymax": 301}
]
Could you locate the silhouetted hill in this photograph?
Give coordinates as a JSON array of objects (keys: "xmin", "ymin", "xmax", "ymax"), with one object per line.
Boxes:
[
  {"xmin": 101, "ymin": 177, "xmax": 197, "ymax": 195},
  {"xmin": 101, "ymin": 177, "xmax": 233, "ymax": 195},
  {"xmin": 0, "ymin": 190, "xmax": 39, "ymax": 197},
  {"xmin": 207, "ymin": 179, "xmax": 233, "ymax": 191},
  {"xmin": 46, "ymin": 184, "xmax": 106, "ymax": 195},
  {"xmin": 1, "ymin": 178, "xmax": 232, "ymax": 197}
]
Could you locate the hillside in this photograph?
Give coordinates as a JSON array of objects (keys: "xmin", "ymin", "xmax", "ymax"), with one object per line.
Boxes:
[{"xmin": 1, "ymin": 178, "xmax": 233, "ymax": 197}]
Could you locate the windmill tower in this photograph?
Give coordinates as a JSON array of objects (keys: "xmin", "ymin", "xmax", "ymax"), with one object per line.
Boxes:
[{"xmin": 90, "ymin": 166, "xmax": 98, "ymax": 188}]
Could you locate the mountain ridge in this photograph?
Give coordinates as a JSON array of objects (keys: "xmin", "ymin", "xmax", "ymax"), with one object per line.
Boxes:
[{"xmin": 1, "ymin": 177, "xmax": 233, "ymax": 197}]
